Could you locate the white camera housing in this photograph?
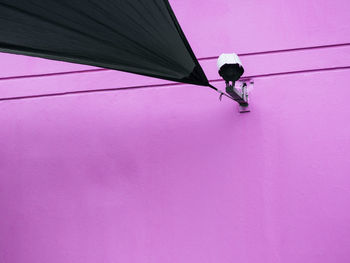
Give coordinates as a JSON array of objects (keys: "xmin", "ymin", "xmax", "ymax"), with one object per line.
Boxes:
[
  {"xmin": 217, "ymin": 53, "xmax": 242, "ymax": 69},
  {"xmin": 217, "ymin": 53, "xmax": 244, "ymax": 82}
]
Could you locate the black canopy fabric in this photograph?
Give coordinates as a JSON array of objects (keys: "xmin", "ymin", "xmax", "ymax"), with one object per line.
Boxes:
[{"xmin": 0, "ymin": 0, "xmax": 210, "ymax": 86}]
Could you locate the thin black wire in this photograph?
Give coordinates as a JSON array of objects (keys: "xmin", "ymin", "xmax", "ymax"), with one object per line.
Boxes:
[{"xmin": 208, "ymin": 83, "xmax": 234, "ymax": 101}]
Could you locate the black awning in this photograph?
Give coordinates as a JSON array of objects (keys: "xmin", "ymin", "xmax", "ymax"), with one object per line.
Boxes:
[{"xmin": 0, "ymin": 0, "xmax": 210, "ymax": 86}]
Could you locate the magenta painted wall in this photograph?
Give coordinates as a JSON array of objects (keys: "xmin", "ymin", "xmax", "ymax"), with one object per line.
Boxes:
[{"xmin": 1, "ymin": 1, "xmax": 350, "ymax": 263}]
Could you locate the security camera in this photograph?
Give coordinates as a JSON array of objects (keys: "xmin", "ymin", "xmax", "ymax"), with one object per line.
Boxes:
[
  {"xmin": 217, "ymin": 53, "xmax": 244, "ymax": 82},
  {"xmin": 217, "ymin": 53, "xmax": 250, "ymax": 112}
]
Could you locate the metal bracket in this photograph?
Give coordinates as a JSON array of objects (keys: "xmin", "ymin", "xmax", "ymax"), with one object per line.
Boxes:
[{"xmin": 225, "ymin": 80, "xmax": 253, "ymax": 113}]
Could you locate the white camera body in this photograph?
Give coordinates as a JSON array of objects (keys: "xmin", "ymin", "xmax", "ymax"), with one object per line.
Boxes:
[
  {"xmin": 217, "ymin": 53, "xmax": 244, "ymax": 82},
  {"xmin": 217, "ymin": 53, "xmax": 242, "ymax": 69}
]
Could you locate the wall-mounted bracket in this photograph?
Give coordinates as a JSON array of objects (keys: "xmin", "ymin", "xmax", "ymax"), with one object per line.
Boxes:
[{"xmin": 225, "ymin": 80, "xmax": 253, "ymax": 113}]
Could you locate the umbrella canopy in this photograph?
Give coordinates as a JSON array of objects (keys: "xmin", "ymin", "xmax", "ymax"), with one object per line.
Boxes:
[{"xmin": 0, "ymin": 0, "xmax": 210, "ymax": 86}]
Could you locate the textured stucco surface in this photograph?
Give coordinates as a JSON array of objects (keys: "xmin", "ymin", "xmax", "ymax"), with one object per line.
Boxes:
[{"xmin": 1, "ymin": 1, "xmax": 350, "ymax": 262}]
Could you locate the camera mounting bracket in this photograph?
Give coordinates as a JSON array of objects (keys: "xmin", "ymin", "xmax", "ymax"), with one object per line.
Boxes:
[{"xmin": 225, "ymin": 80, "xmax": 253, "ymax": 113}]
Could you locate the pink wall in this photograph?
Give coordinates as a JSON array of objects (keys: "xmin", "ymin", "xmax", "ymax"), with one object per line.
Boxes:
[{"xmin": 1, "ymin": 1, "xmax": 350, "ymax": 263}]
